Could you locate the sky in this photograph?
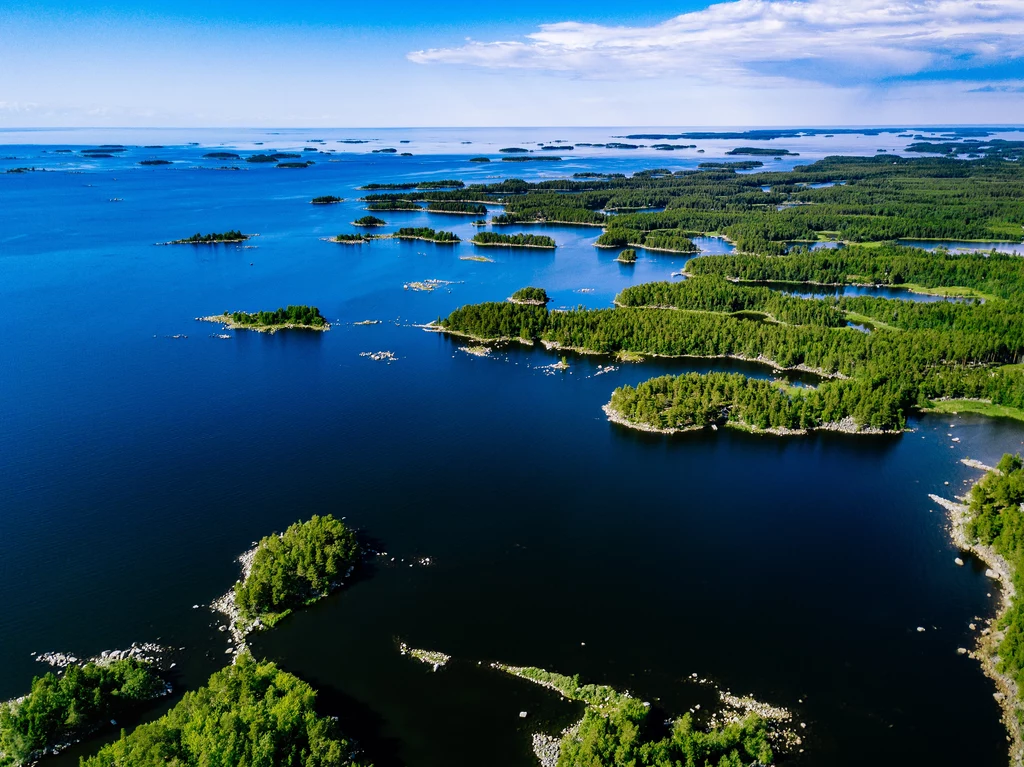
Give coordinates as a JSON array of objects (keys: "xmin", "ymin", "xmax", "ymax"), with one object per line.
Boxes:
[{"xmin": 2, "ymin": 0, "xmax": 1024, "ymax": 127}]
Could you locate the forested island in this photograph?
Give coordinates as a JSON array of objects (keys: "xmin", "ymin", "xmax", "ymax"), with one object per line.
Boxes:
[
  {"xmin": 353, "ymin": 215, "xmax": 386, "ymax": 227},
  {"xmin": 509, "ymin": 287, "xmax": 549, "ymax": 305},
  {"xmin": 169, "ymin": 231, "xmax": 248, "ymax": 245},
  {"xmin": 596, "ymin": 230, "xmax": 698, "ymax": 253},
  {"xmin": 200, "ymin": 305, "xmax": 328, "ymax": 332},
  {"xmin": 426, "ymin": 201, "xmax": 487, "ymax": 215},
  {"xmin": 366, "ymin": 200, "xmax": 423, "ymax": 211},
  {"xmin": 471, "ymin": 232, "xmax": 556, "ymax": 249},
  {"xmin": 394, "ymin": 227, "xmax": 460, "ymax": 243},
  {"xmin": 727, "ymin": 147, "xmax": 799, "ymax": 156},
  {"xmin": 138, "ymin": 159, "xmax": 172, "ymax": 166},
  {"xmin": 616, "ymin": 248, "xmax": 637, "ymax": 263},
  {"xmin": 234, "ymin": 514, "xmax": 359, "ymax": 628},
  {"xmin": 437, "ymin": 155, "xmax": 1024, "ymax": 438},
  {"xmin": 311, "ymin": 195, "xmax": 344, "ymax": 204},
  {"xmin": 331, "ymin": 233, "xmax": 374, "ymax": 243},
  {"xmin": 0, "ymin": 660, "xmax": 165, "ymax": 766},
  {"xmin": 81, "ymin": 655, "xmax": 367, "ymax": 767}
]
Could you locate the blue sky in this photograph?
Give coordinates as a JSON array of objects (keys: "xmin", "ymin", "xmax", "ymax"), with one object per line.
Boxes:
[{"xmin": 3, "ymin": 0, "xmax": 1024, "ymax": 126}]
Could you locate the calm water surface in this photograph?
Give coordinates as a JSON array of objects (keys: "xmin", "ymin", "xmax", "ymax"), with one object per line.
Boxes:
[{"xmin": 2, "ymin": 129, "xmax": 1024, "ymax": 767}]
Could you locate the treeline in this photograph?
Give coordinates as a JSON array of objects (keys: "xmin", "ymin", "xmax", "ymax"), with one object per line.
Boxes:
[
  {"xmin": 609, "ymin": 372, "xmax": 908, "ymax": 432},
  {"xmin": 311, "ymin": 195, "xmax": 343, "ymax": 204},
  {"xmin": 366, "ymin": 200, "xmax": 422, "ymax": 211},
  {"xmin": 394, "ymin": 227, "xmax": 460, "ymax": 243},
  {"xmin": 618, "ymin": 277, "xmax": 848, "ymax": 327},
  {"xmin": 510, "ymin": 287, "xmax": 549, "ymax": 303},
  {"xmin": 0, "ymin": 659, "xmax": 163, "ymax": 766},
  {"xmin": 230, "ymin": 306, "xmax": 326, "ymax": 328},
  {"xmin": 427, "ymin": 202, "xmax": 487, "ymax": 214},
  {"xmin": 234, "ymin": 514, "xmax": 359, "ymax": 626},
  {"xmin": 472, "ymin": 232, "xmax": 556, "ymax": 248},
  {"xmin": 685, "ymin": 245, "xmax": 1024, "ymax": 300},
  {"xmin": 353, "ymin": 216, "xmax": 386, "ymax": 226},
  {"xmin": 965, "ymin": 455, "xmax": 1024, "ymax": 714},
  {"xmin": 172, "ymin": 231, "xmax": 246, "ymax": 244},
  {"xmin": 81, "ymin": 654, "xmax": 368, "ymax": 767},
  {"xmin": 597, "ymin": 228, "xmax": 698, "ymax": 253}
]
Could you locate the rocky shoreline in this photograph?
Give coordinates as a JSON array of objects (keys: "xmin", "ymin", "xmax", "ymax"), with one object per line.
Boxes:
[
  {"xmin": 197, "ymin": 315, "xmax": 330, "ymax": 333},
  {"xmin": 931, "ymin": 463, "xmax": 1023, "ymax": 767}
]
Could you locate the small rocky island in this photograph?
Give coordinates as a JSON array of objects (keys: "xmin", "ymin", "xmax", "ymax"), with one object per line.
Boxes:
[
  {"xmin": 311, "ymin": 195, "xmax": 344, "ymax": 204},
  {"xmin": 508, "ymin": 286, "xmax": 550, "ymax": 305},
  {"xmin": 353, "ymin": 216, "xmax": 387, "ymax": 227},
  {"xmin": 168, "ymin": 231, "xmax": 249, "ymax": 245},
  {"xmin": 472, "ymin": 232, "xmax": 556, "ymax": 249}
]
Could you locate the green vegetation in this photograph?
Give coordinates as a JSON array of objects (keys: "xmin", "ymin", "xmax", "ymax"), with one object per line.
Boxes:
[
  {"xmin": 495, "ymin": 666, "xmax": 774, "ymax": 767},
  {"xmin": 203, "ymin": 152, "xmax": 240, "ymax": 159},
  {"xmin": 965, "ymin": 456, "xmax": 1024, "ymax": 720},
  {"xmin": 510, "ymin": 287, "xmax": 550, "ymax": 304},
  {"xmin": 277, "ymin": 161, "xmax": 314, "ymax": 168},
  {"xmin": 0, "ymin": 660, "xmax": 163, "ymax": 766},
  {"xmin": 472, "ymin": 232, "xmax": 556, "ymax": 249},
  {"xmin": 81, "ymin": 654, "xmax": 367, "ymax": 767},
  {"xmin": 366, "ymin": 200, "xmax": 422, "ymax": 211},
  {"xmin": 333, "ymin": 234, "xmax": 372, "ymax": 243},
  {"xmin": 469, "ymin": 157, "xmax": 491, "ymax": 163},
  {"xmin": 426, "ymin": 201, "xmax": 487, "ymax": 215},
  {"xmin": 501, "ymin": 156, "xmax": 562, "ymax": 162},
  {"xmin": 617, "ymin": 248, "xmax": 637, "ymax": 263},
  {"xmin": 138, "ymin": 159, "xmax": 172, "ymax": 166},
  {"xmin": 228, "ymin": 306, "xmax": 327, "ymax": 330},
  {"xmin": 234, "ymin": 515, "xmax": 359, "ymax": 627},
  {"xmin": 171, "ymin": 231, "xmax": 247, "ymax": 244},
  {"xmin": 597, "ymin": 230, "xmax": 698, "ymax": 253},
  {"xmin": 499, "ymin": 147, "xmax": 529, "ymax": 153},
  {"xmin": 726, "ymin": 147, "xmax": 798, "ymax": 156},
  {"xmin": 311, "ymin": 195, "xmax": 344, "ymax": 204},
  {"xmin": 353, "ymin": 216, "xmax": 386, "ymax": 227},
  {"xmin": 246, "ymin": 154, "xmax": 279, "ymax": 163},
  {"xmin": 923, "ymin": 400, "xmax": 1024, "ymax": 422},
  {"xmin": 394, "ymin": 227, "xmax": 460, "ymax": 243}
]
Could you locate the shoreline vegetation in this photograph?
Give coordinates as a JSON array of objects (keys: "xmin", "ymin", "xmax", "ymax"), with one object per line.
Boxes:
[
  {"xmin": 932, "ymin": 456, "xmax": 1024, "ymax": 766},
  {"xmin": 198, "ymin": 306, "xmax": 329, "ymax": 333},
  {"xmin": 310, "ymin": 195, "xmax": 344, "ymax": 204},
  {"xmin": 0, "ymin": 660, "xmax": 167, "ymax": 767},
  {"xmin": 508, "ymin": 287, "xmax": 550, "ymax": 305},
  {"xmin": 166, "ymin": 230, "xmax": 249, "ymax": 245},
  {"xmin": 353, "ymin": 215, "xmax": 386, "ymax": 227},
  {"xmin": 471, "ymin": 232, "xmax": 556, "ymax": 249},
  {"xmin": 80, "ymin": 654, "xmax": 369, "ymax": 767}
]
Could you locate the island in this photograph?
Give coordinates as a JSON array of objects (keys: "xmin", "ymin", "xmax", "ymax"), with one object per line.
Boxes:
[
  {"xmin": 233, "ymin": 514, "xmax": 358, "ymax": 629},
  {"xmin": 169, "ymin": 231, "xmax": 248, "ymax": 245},
  {"xmin": 372, "ymin": 148, "xmax": 398, "ymax": 154},
  {"xmin": 271, "ymin": 152, "xmax": 301, "ymax": 159},
  {"xmin": 501, "ymin": 156, "xmax": 562, "ymax": 162},
  {"xmin": 0, "ymin": 659, "xmax": 165, "ymax": 766},
  {"xmin": 596, "ymin": 230, "xmax": 698, "ymax": 253},
  {"xmin": 616, "ymin": 248, "xmax": 637, "ymax": 263},
  {"xmin": 394, "ymin": 227, "xmax": 460, "ymax": 243},
  {"xmin": 366, "ymin": 200, "xmax": 422, "ymax": 211},
  {"xmin": 508, "ymin": 286, "xmax": 550, "ymax": 305},
  {"xmin": 698, "ymin": 161, "xmax": 764, "ymax": 170},
  {"xmin": 245, "ymin": 154, "xmax": 279, "ymax": 163},
  {"xmin": 310, "ymin": 195, "xmax": 344, "ymax": 204},
  {"xmin": 499, "ymin": 147, "xmax": 529, "ymax": 153},
  {"xmin": 202, "ymin": 152, "xmax": 240, "ymax": 159},
  {"xmin": 469, "ymin": 157, "xmax": 491, "ymax": 162},
  {"xmin": 81, "ymin": 655, "xmax": 368, "ymax": 767},
  {"xmin": 330, "ymin": 233, "xmax": 374, "ymax": 244},
  {"xmin": 472, "ymin": 232, "xmax": 556, "ymax": 249},
  {"xmin": 426, "ymin": 201, "xmax": 487, "ymax": 215},
  {"xmin": 726, "ymin": 147, "xmax": 799, "ymax": 156},
  {"xmin": 276, "ymin": 161, "xmax": 314, "ymax": 168},
  {"xmin": 138, "ymin": 159, "xmax": 172, "ymax": 166},
  {"xmin": 199, "ymin": 305, "xmax": 329, "ymax": 333},
  {"xmin": 353, "ymin": 215, "xmax": 387, "ymax": 227}
]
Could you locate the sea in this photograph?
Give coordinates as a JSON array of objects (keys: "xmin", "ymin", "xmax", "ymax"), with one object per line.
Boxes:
[{"xmin": 3, "ymin": 126, "xmax": 1024, "ymax": 767}]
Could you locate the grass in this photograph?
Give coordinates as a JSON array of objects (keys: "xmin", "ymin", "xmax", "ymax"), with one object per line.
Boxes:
[
  {"xmin": 894, "ymin": 283, "xmax": 997, "ymax": 301},
  {"xmin": 771, "ymin": 380, "xmax": 813, "ymax": 397},
  {"xmin": 921, "ymin": 399, "xmax": 1024, "ymax": 423},
  {"xmin": 844, "ymin": 311, "xmax": 901, "ymax": 332}
]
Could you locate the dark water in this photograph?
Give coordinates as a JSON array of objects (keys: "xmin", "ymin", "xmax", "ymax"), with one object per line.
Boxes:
[
  {"xmin": 781, "ymin": 284, "xmax": 960, "ymax": 303},
  {"xmin": 3, "ymin": 130, "xmax": 1023, "ymax": 767}
]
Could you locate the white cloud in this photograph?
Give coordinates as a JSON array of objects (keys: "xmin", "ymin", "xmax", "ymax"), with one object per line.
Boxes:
[{"xmin": 408, "ymin": 0, "xmax": 1024, "ymax": 84}]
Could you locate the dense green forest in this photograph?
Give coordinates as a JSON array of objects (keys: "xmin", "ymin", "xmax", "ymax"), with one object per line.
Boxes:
[
  {"xmin": 81, "ymin": 654, "xmax": 367, "ymax": 767},
  {"xmin": 471, "ymin": 232, "xmax": 556, "ymax": 248},
  {"xmin": 426, "ymin": 201, "xmax": 487, "ymax": 215},
  {"xmin": 617, "ymin": 248, "xmax": 637, "ymax": 263},
  {"xmin": 394, "ymin": 228, "xmax": 460, "ymax": 243},
  {"xmin": 510, "ymin": 287, "xmax": 549, "ymax": 304},
  {"xmin": 366, "ymin": 200, "xmax": 422, "ymax": 211},
  {"xmin": 965, "ymin": 455, "xmax": 1024, "ymax": 724},
  {"xmin": 171, "ymin": 231, "xmax": 247, "ymax": 244},
  {"xmin": 333, "ymin": 234, "xmax": 372, "ymax": 243},
  {"xmin": 229, "ymin": 306, "xmax": 327, "ymax": 329},
  {"xmin": 234, "ymin": 514, "xmax": 359, "ymax": 626},
  {"xmin": 311, "ymin": 196, "xmax": 343, "ymax": 204},
  {"xmin": 0, "ymin": 660, "xmax": 163, "ymax": 766},
  {"xmin": 353, "ymin": 216, "xmax": 386, "ymax": 227}
]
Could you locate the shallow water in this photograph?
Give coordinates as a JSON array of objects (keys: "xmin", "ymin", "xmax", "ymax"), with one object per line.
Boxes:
[{"xmin": 2, "ymin": 129, "xmax": 1023, "ymax": 767}]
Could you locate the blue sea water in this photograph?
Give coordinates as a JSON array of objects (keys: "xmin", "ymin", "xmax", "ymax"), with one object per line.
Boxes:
[{"xmin": 3, "ymin": 128, "xmax": 1024, "ymax": 767}]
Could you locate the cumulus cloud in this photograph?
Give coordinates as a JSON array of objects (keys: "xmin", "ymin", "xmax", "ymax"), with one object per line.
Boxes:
[{"xmin": 408, "ymin": 0, "xmax": 1024, "ymax": 84}]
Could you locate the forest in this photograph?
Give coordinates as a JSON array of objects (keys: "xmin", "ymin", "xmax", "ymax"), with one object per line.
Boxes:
[
  {"xmin": 171, "ymin": 231, "xmax": 247, "ymax": 244},
  {"xmin": 233, "ymin": 514, "xmax": 360, "ymax": 626},
  {"xmin": 0, "ymin": 659, "xmax": 163, "ymax": 766},
  {"xmin": 81, "ymin": 654, "xmax": 367, "ymax": 767},
  {"xmin": 353, "ymin": 216, "xmax": 386, "ymax": 227},
  {"xmin": 394, "ymin": 227, "xmax": 460, "ymax": 243},
  {"xmin": 426, "ymin": 202, "xmax": 488, "ymax": 215},
  {"xmin": 311, "ymin": 195, "xmax": 343, "ymax": 204},
  {"xmin": 510, "ymin": 287, "xmax": 549, "ymax": 304},
  {"xmin": 229, "ymin": 306, "xmax": 327, "ymax": 329},
  {"xmin": 471, "ymin": 232, "xmax": 556, "ymax": 248}
]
